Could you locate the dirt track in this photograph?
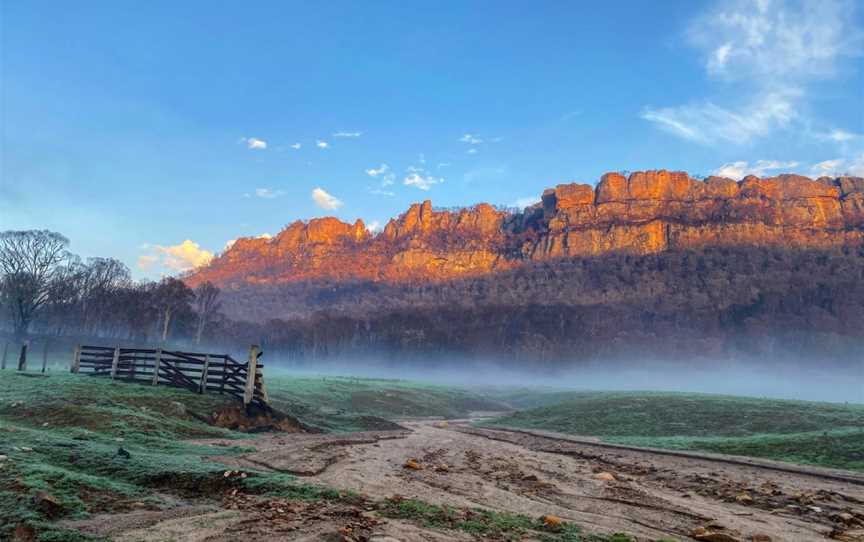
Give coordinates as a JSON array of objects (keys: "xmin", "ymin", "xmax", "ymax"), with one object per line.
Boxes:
[{"xmin": 65, "ymin": 420, "xmax": 864, "ymax": 541}]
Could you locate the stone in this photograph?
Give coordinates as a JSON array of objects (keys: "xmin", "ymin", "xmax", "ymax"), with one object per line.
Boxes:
[
  {"xmin": 31, "ymin": 492, "xmax": 63, "ymax": 518},
  {"xmin": 594, "ymin": 472, "xmax": 616, "ymax": 482}
]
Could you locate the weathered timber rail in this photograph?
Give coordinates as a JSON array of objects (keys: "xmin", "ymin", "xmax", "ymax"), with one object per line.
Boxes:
[{"xmin": 71, "ymin": 344, "xmax": 270, "ymax": 410}]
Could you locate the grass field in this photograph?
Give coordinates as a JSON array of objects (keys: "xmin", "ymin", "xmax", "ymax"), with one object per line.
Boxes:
[
  {"xmin": 0, "ymin": 371, "xmax": 614, "ymax": 541},
  {"xmin": 484, "ymin": 391, "xmax": 864, "ymax": 471},
  {"xmin": 0, "ymin": 371, "xmax": 348, "ymax": 541},
  {"xmin": 263, "ymin": 373, "xmax": 509, "ymax": 432},
  {"xmin": 3, "ymin": 368, "xmax": 862, "ymax": 540}
]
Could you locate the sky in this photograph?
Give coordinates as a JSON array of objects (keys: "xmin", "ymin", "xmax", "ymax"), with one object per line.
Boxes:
[{"xmin": 1, "ymin": 0, "xmax": 863, "ymax": 278}]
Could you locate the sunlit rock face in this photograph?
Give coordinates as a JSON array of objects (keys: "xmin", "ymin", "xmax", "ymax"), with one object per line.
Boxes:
[{"xmin": 186, "ymin": 171, "xmax": 864, "ymax": 288}]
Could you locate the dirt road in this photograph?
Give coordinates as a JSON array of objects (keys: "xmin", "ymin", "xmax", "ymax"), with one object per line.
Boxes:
[{"xmin": 65, "ymin": 420, "xmax": 864, "ymax": 541}]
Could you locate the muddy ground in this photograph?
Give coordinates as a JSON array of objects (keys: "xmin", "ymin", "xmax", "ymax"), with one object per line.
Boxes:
[{"xmin": 62, "ymin": 419, "xmax": 864, "ymax": 542}]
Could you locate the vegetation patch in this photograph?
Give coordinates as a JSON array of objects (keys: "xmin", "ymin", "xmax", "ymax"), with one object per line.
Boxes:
[
  {"xmin": 263, "ymin": 374, "xmax": 509, "ymax": 432},
  {"xmin": 485, "ymin": 391, "xmax": 864, "ymax": 471},
  {"xmin": 380, "ymin": 497, "xmax": 634, "ymax": 541}
]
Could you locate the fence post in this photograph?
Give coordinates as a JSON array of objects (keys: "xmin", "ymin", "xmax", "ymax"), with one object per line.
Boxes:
[
  {"xmin": 1, "ymin": 342, "xmax": 7, "ymax": 370},
  {"xmin": 199, "ymin": 354, "xmax": 210, "ymax": 394},
  {"xmin": 17, "ymin": 342, "xmax": 28, "ymax": 371},
  {"xmin": 41, "ymin": 340, "xmax": 49, "ymax": 373},
  {"xmin": 243, "ymin": 345, "xmax": 260, "ymax": 408},
  {"xmin": 71, "ymin": 345, "xmax": 81, "ymax": 373},
  {"xmin": 110, "ymin": 346, "xmax": 120, "ymax": 379},
  {"xmin": 152, "ymin": 348, "xmax": 162, "ymax": 385}
]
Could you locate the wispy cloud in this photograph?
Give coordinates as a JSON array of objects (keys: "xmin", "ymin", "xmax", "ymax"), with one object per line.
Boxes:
[
  {"xmin": 810, "ymin": 154, "xmax": 864, "ymax": 177},
  {"xmin": 641, "ymin": 90, "xmax": 798, "ymax": 145},
  {"xmin": 254, "ymin": 187, "xmax": 286, "ymax": 199},
  {"xmin": 366, "ymin": 220, "xmax": 382, "ymax": 233},
  {"xmin": 290, "ymin": 143, "xmax": 301, "ymax": 150},
  {"xmin": 403, "ymin": 172, "xmax": 443, "ymax": 191},
  {"xmin": 240, "ymin": 137, "xmax": 267, "ymax": 150},
  {"xmin": 139, "ymin": 240, "xmax": 214, "ymax": 273},
  {"xmin": 713, "ymin": 159, "xmax": 799, "ymax": 180},
  {"xmin": 333, "ymin": 131, "xmax": 362, "ymax": 138},
  {"xmin": 818, "ymin": 129, "xmax": 859, "ymax": 143},
  {"xmin": 467, "ymin": 148, "xmax": 478, "ymax": 155},
  {"xmin": 311, "ymin": 187, "xmax": 343, "ymax": 210},
  {"xmin": 642, "ymin": 0, "xmax": 863, "ymax": 145},
  {"xmin": 316, "ymin": 140, "xmax": 329, "ymax": 149},
  {"xmin": 366, "ymin": 164, "xmax": 389, "ymax": 177},
  {"xmin": 459, "ymin": 133, "xmax": 483, "ymax": 145},
  {"xmin": 689, "ymin": 0, "xmax": 861, "ymax": 82},
  {"xmin": 512, "ymin": 196, "xmax": 541, "ymax": 209}
]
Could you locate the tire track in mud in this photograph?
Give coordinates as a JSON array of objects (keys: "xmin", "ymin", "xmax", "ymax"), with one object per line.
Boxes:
[{"xmin": 457, "ymin": 424, "xmax": 864, "ymax": 487}]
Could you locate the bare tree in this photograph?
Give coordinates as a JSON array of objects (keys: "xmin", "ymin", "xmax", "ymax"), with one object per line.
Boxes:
[
  {"xmin": 0, "ymin": 230, "xmax": 70, "ymax": 341},
  {"xmin": 193, "ymin": 281, "xmax": 221, "ymax": 344},
  {"xmin": 152, "ymin": 277, "xmax": 194, "ymax": 343},
  {"xmin": 79, "ymin": 257, "xmax": 131, "ymax": 333}
]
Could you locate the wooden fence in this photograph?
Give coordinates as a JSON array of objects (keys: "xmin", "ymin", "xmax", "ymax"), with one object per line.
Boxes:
[{"xmin": 71, "ymin": 345, "xmax": 270, "ymax": 410}]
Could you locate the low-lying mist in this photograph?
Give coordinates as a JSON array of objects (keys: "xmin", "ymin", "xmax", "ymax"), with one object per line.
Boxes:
[{"xmin": 264, "ymin": 356, "xmax": 864, "ymax": 404}]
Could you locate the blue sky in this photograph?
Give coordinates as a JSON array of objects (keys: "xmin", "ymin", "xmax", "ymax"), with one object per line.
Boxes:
[{"xmin": 2, "ymin": 0, "xmax": 863, "ymax": 278}]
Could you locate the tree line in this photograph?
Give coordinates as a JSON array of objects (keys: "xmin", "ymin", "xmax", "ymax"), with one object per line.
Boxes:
[
  {"xmin": 0, "ymin": 230, "xmax": 222, "ymax": 346},
  {"xmin": 3, "ymin": 228, "xmax": 863, "ymax": 365}
]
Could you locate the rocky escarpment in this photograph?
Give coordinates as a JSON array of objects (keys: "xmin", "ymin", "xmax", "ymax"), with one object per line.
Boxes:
[{"xmin": 186, "ymin": 171, "xmax": 864, "ymax": 288}]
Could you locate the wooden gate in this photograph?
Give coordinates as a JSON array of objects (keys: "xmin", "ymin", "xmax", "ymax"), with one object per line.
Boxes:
[{"xmin": 71, "ymin": 344, "xmax": 269, "ymax": 410}]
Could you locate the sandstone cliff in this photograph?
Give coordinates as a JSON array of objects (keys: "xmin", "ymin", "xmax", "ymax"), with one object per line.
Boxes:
[{"xmin": 186, "ymin": 171, "xmax": 864, "ymax": 288}]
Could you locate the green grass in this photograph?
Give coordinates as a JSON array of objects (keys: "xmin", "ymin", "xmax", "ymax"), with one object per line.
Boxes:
[
  {"xmin": 380, "ymin": 498, "xmax": 635, "ymax": 542},
  {"xmin": 0, "ymin": 372, "xmax": 342, "ymax": 541},
  {"xmin": 484, "ymin": 391, "xmax": 864, "ymax": 471},
  {"xmin": 263, "ymin": 373, "xmax": 509, "ymax": 431}
]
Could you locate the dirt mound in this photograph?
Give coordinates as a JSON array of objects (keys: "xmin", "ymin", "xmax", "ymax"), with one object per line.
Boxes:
[{"xmin": 209, "ymin": 404, "xmax": 304, "ymax": 433}]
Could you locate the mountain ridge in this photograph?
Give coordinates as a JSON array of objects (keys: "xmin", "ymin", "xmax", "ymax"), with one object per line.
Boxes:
[{"xmin": 186, "ymin": 170, "xmax": 864, "ymax": 289}]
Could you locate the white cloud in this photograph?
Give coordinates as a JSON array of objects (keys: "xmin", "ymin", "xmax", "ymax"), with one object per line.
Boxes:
[
  {"xmin": 241, "ymin": 137, "xmax": 267, "ymax": 150},
  {"xmin": 311, "ymin": 187, "xmax": 343, "ymax": 210},
  {"xmin": 369, "ymin": 188, "xmax": 395, "ymax": 196},
  {"xmin": 825, "ymin": 129, "xmax": 858, "ymax": 143},
  {"xmin": 512, "ymin": 196, "xmax": 541, "ymax": 209},
  {"xmin": 459, "ymin": 133, "xmax": 483, "ymax": 144},
  {"xmin": 713, "ymin": 159, "xmax": 800, "ymax": 179},
  {"xmin": 139, "ymin": 240, "xmax": 214, "ymax": 273},
  {"xmin": 254, "ymin": 188, "xmax": 286, "ymax": 199},
  {"xmin": 223, "ymin": 233, "xmax": 270, "ymax": 252},
  {"xmin": 333, "ymin": 131, "xmax": 362, "ymax": 138},
  {"xmin": 810, "ymin": 154, "xmax": 864, "ymax": 177},
  {"xmin": 467, "ymin": 148, "xmax": 479, "ymax": 155},
  {"xmin": 290, "ymin": 143, "xmax": 302, "ymax": 150},
  {"xmin": 367, "ymin": 220, "xmax": 382, "ymax": 233},
  {"xmin": 644, "ymin": 0, "xmax": 863, "ymax": 145},
  {"xmin": 403, "ymin": 172, "xmax": 443, "ymax": 191},
  {"xmin": 690, "ymin": 0, "xmax": 861, "ymax": 82},
  {"xmin": 437, "ymin": 162, "xmax": 451, "ymax": 169},
  {"xmin": 366, "ymin": 164, "xmax": 390, "ymax": 177},
  {"xmin": 641, "ymin": 91, "xmax": 797, "ymax": 145},
  {"xmin": 380, "ymin": 173, "xmax": 395, "ymax": 186},
  {"xmin": 316, "ymin": 140, "xmax": 329, "ymax": 149}
]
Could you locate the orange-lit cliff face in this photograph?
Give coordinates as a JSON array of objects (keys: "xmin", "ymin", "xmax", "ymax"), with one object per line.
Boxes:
[{"xmin": 185, "ymin": 171, "xmax": 864, "ymax": 289}]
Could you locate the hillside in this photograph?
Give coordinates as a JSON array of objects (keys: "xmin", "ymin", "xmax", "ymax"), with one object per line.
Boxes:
[
  {"xmin": 179, "ymin": 170, "xmax": 864, "ymax": 362},
  {"xmin": 187, "ymin": 170, "xmax": 864, "ymax": 289}
]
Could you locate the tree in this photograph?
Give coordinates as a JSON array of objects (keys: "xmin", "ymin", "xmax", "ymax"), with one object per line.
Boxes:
[
  {"xmin": 152, "ymin": 277, "xmax": 194, "ymax": 343},
  {"xmin": 78, "ymin": 257, "xmax": 131, "ymax": 333},
  {"xmin": 193, "ymin": 281, "xmax": 221, "ymax": 344},
  {"xmin": 0, "ymin": 230, "xmax": 70, "ymax": 341}
]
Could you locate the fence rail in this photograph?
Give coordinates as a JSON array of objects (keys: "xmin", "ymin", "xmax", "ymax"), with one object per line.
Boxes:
[{"xmin": 71, "ymin": 344, "xmax": 270, "ymax": 410}]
